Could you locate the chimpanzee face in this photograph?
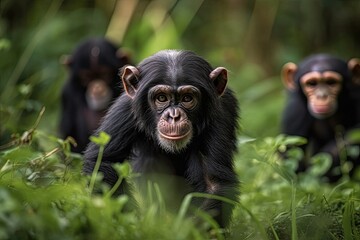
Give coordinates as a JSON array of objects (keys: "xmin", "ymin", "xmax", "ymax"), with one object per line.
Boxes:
[
  {"xmin": 299, "ymin": 71, "xmax": 342, "ymax": 118},
  {"xmin": 78, "ymin": 66, "xmax": 115, "ymax": 87},
  {"xmin": 65, "ymin": 38, "xmax": 130, "ymax": 112},
  {"xmin": 77, "ymin": 66, "xmax": 115, "ymax": 111},
  {"xmin": 148, "ymin": 84, "xmax": 201, "ymax": 152}
]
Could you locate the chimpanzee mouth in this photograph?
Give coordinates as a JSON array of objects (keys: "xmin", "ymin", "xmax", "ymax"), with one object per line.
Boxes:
[
  {"xmin": 313, "ymin": 105, "xmax": 331, "ymax": 113},
  {"xmin": 309, "ymin": 103, "xmax": 337, "ymax": 119},
  {"xmin": 157, "ymin": 130, "xmax": 193, "ymax": 153},
  {"xmin": 159, "ymin": 131, "xmax": 191, "ymax": 141}
]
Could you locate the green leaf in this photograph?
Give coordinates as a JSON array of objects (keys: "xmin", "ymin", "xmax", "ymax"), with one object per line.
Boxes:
[
  {"xmin": 346, "ymin": 128, "xmax": 360, "ymax": 144},
  {"xmin": 113, "ymin": 162, "xmax": 131, "ymax": 178},
  {"xmin": 347, "ymin": 145, "xmax": 360, "ymax": 159},
  {"xmin": 238, "ymin": 136, "xmax": 256, "ymax": 145},
  {"xmin": 1, "ymin": 146, "xmax": 40, "ymax": 163},
  {"xmin": 89, "ymin": 131, "xmax": 111, "ymax": 146},
  {"xmin": 308, "ymin": 153, "xmax": 332, "ymax": 176},
  {"xmin": 282, "ymin": 136, "xmax": 307, "ymax": 146},
  {"xmin": 285, "ymin": 147, "xmax": 304, "ymax": 161}
]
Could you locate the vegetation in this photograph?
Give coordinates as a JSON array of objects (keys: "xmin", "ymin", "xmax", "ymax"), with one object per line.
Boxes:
[{"xmin": 1, "ymin": 0, "xmax": 360, "ymax": 239}]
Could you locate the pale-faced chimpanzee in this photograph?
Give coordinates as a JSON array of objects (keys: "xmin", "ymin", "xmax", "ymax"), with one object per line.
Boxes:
[
  {"xmin": 83, "ymin": 50, "xmax": 240, "ymax": 227},
  {"xmin": 60, "ymin": 38, "xmax": 131, "ymax": 153},
  {"xmin": 281, "ymin": 54, "xmax": 360, "ymax": 181}
]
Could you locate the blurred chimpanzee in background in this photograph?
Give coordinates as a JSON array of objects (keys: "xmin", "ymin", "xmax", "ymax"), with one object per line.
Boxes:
[
  {"xmin": 281, "ymin": 54, "xmax": 360, "ymax": 181},
  {"xmin": 60, "ymin": 38, "xmax": 131, "ymax": 153}
]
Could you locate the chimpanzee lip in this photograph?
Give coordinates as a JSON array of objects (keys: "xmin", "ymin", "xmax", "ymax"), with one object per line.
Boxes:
[
  {"xmin": 313, "ymin": 105, "xmax": 331, "ymax": 113},
  {"xmin": 159, "ymin": 131, "xmax": 191, "ymax": 140}
]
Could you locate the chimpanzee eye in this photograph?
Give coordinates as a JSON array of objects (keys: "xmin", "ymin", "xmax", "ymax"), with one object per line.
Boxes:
[
  {"xmin": 182, "ymin": 95, "xmax": 193, "ymax": 102},
  {"xmin": 326, "ymin": 79, "xmax": 338, "ymax": 86},
  {"xmin": 156, "ymin": 94, "xmax": 168, "ymax": 102},
  {"xmin": 306, "ymin": 80, "xmax": 317, "ymax": 87}
]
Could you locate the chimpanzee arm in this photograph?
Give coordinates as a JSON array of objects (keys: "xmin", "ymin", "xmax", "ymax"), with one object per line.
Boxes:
[
  {"xmin": 282, "ymin": 92, "xmax": 313, "ymax": 137},
  {"xmin": 207, "ymin": 93, "xmax": 239, "ymax": 227},
  {"xmin": 83, "ymin": 95, "xmax": 137, "ymax": 187},
  {"xmin": 188, "ymin": 91, "xmax": 239, "ymax": 227}
]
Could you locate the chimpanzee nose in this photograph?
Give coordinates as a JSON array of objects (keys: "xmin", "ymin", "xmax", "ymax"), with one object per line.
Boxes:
[
  {"xmin": 316, "ymin": 87, "xmax": 329, "ymax": 100},
  {"xmin": 166, "ymin": 108, "xmax": 182, "ymax": 123},
  {"xmin": 316, "ymin": 92, "xmax": 328, "ymax": 100}
]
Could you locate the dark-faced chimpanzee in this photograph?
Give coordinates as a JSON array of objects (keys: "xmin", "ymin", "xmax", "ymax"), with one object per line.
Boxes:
[
  {"xmin": 83, "ymin": 50, "xmax": 240, "ymax": 227},
  {"xmin": 281, "ymin": 54, "xmax": 360, "ymax": 181},
  {"xmin": 60, "ymin": 38, "xmax": 131, "ymax": 153}
]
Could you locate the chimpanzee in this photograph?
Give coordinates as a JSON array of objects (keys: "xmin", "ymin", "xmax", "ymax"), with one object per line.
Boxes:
[
  {"xmin": 83, "ymin": 50, "xmax": 240, "ymax": 227},
  {"xmin": 60, "ymin": 38, "xmax": 131, "ymax": 153},
  {"xmin": 281, "ymin": 54, "xmax": 360, "ymax": 181}
]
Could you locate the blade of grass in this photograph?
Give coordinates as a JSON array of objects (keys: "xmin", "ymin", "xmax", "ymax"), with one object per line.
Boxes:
[
  {"xmin": 154, "ymin": 183, "xmax": 166, "ymax": 215},
  {"xmin": 291, "ymin": 181, "xmax": 298, "ymax": 240},
  {"xmin": 267, "ymin": 220, "xmax": 280, "ymax": 240},
  {"xmin": 106, "ymin": 175, "xmax": 123, "ymax": 198},
  {"xmin": 88, "ymin": 132, "xmax": 111, "ymax": 195},
  {"xmin": 175, "ymin": 193, "xmax": 193, "ymax": 229},
  {"xmin": 343, "ymin": 199, "xmax": 354, "ymax": 240},
  {"xmin": 88, "ymin": 144, "xmax": 105, "ymax": 195}
]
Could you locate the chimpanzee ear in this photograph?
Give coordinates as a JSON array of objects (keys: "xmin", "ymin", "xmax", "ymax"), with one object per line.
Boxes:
[
  {"xmin": 121, "ymin": 65, "xmax": 139, "ymax": 98},
  {"xmin": 281, "ymin": 62, "xmax": 298, "ymax": 90},
  {"xmin": 117, "ymin": 48, "xmax": 132, "ymax": 64},
  {"xmin": 210, "ymin": 67, "xmax": 228, "ymax": 96},
  {"xmin": 348, "ymin": 58, "xmax": 360, "ymax": 85}
]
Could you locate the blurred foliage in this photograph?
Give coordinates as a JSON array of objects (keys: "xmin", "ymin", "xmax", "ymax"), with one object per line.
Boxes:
[
  {"xmin": 0, "ymin": 121, "xmax": 360, "ymax": 239},
  {"xmin": 1, "ymin": 0, "xmax": 360, "ymax": 239},
  {"xmin": 1, "ymin": 0, "xmax": 360, "ymax": 139}
]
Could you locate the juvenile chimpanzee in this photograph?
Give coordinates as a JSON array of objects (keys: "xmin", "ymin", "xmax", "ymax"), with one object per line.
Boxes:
[
  {"xmin": 60, "ymin": 38, "xmax": 131, "ymax": 153},
  {"xmin": 83, "ymin": 50, "xmax": 240, "ymax": 227},
  {"xmin": 281, "ymin": 54, "xmax": 360, "ymax": 181}
]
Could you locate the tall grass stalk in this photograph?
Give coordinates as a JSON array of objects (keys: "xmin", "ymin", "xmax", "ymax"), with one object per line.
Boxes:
[
  {"xmin": 106, "ymin": 174, "xmax": 123, "ymax": 198},
  {"xmin": 88, "ymin": 144, "xmax": 105, "ymax": 195},
  {"xmin": 268, "ymin": 220, "xmax": 280, "ymax": 240},
  {"xmin": 343, "ymin": 196, "xmax": 360, "ymax": 240},
  {"xmin": 291, "ymin": 181, "xmax": 298, "ymax": 240},
  {"xmin": 174, "ymin": 193, "xmax": 224, "ymax": 240},
  {"xmin": 343, "ymin": 200, "xmax": 353, "ymax": 240},
  {"xmin": 88, "ymin": 132, "xmax": 111, "ymax": 194},
  {"xmin": 175, "ymin": 192, "xmax": 240, "ymax": 226},
  {"xmin": 154, "ymin": 183, "xmax": 166, "ymax": 215}
]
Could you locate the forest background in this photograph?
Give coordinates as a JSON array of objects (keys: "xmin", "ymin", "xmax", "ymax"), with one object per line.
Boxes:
[{"xmin": 0, "ymin": 0, "xmax": 360, "ymax": 239}]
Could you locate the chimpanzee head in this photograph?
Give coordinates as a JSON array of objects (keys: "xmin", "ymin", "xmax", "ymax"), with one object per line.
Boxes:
[
  {"xmin": 282, "ymin": 54, "xmax": 360, "ymax": 119},
  {"xmin": 120, "ymin": 50, "xmax": 228, "ymax": 152},
  {"xmin": 65, "ymin": 37, "xmax": 130, "ymax": 111}
]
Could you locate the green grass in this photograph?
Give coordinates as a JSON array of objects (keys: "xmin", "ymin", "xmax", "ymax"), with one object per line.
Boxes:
[{"xmin": 1, "ymin": 118, "xmax": 360, "ymax": 240}]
